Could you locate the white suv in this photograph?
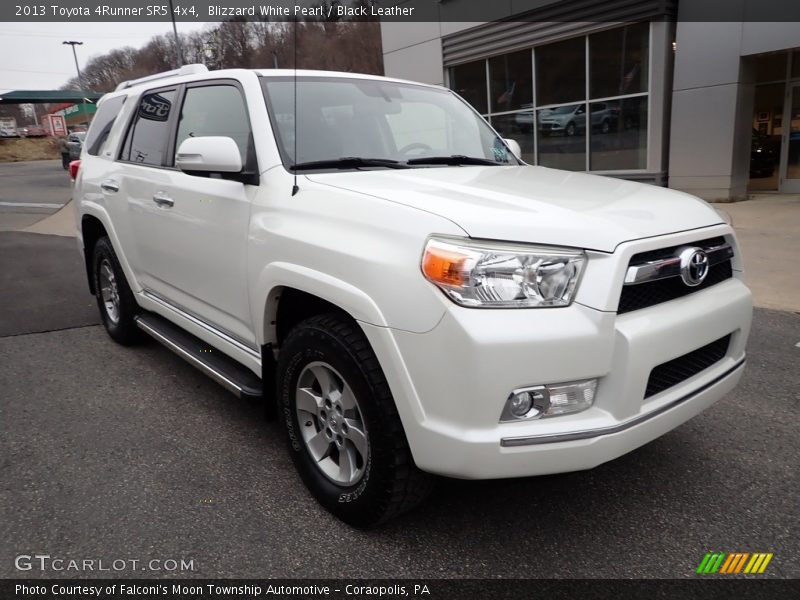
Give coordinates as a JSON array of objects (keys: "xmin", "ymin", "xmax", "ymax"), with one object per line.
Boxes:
[{"xmin": 72, "ymin": 65, "xmax": 752, "ymax": 527}]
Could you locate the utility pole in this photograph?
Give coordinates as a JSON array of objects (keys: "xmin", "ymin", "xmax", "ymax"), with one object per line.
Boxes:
[
  {"xmin": 62, "ymin": 40, "xmax": 86, "ymax": 127},
  {"xmin": 62, "ymin": 40, "xmax": 84, "ymax": 91},
  {"xmin": 167, "ymin": 0, "xmax": 184, "ymax": 68}
]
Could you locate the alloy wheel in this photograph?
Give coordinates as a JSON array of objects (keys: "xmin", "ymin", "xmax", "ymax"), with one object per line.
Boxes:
[{"xmin": 295, "ymin": 361, "xmax": 369, "ymax": 486}]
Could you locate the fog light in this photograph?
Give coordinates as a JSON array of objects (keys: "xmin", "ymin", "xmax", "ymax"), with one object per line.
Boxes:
[
  {"xmin": 500, "ymin": 379, "xmax": 597, "ymax": 422},
  {"xmin": 508, "ymin": 391, "xmax": 534, "ymax": 417}
]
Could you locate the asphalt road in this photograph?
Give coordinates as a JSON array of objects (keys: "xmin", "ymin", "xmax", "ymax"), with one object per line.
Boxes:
[
  {"xmin": 0, "ymin": 161, "xmax": 798, "ymax": 581},
  {"xmin": 0, "ymin": 229, "xmax": 798, "ymax": 580},
  {"xmin": 0, "ymin": 160, "xmax": 71, "ymax": 231}
]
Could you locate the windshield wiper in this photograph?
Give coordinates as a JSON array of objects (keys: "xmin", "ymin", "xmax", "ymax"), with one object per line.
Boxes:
[
  {"xmin": 290, "ymin": 157, "xmax": 411, "ymax": 171},
  {"xmin": 406, "ymin": 155, "xmax": 503, "ymax": 166}
]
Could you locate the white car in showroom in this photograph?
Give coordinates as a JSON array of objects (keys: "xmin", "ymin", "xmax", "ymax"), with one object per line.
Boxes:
[{"xmin": 71, "ymin": 65, "xmax": 752, "ymax": 527}]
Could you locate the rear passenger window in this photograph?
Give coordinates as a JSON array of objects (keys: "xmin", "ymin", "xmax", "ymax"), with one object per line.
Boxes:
[
  {"xmin": 120, "ymin": 89, "xmax": 177, "ymax": 166},
  {"xmin": 174, "ymin": 85, "xmax": 253, "ymax": 165},
  {"xmin": 85, "ymin": 95, "xmax": 126, "ymax": 156}
]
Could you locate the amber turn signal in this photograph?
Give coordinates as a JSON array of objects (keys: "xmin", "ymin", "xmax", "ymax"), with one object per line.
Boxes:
[{"xmin": 422, "ymin": 244, "xmax": 470, "ymax": 287}]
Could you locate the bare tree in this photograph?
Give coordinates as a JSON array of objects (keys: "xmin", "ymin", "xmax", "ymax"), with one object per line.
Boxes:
[{"xmin": 59, "ymin": 16, "xmax": 383, "ymax": 93}]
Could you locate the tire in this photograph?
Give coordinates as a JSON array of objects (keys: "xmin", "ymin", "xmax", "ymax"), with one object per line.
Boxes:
[
  {"xmin": 565, "ymin": 121, "xmax": 576, "ymax": 136},
  {"xmin": 601, "ymin": 119, "xmax": 610, "ymax": 134},
  {"xmin": 277, "ymin": 313, "xmax": 434, "ymax": 527},
  {"xmin": 92, "ymin": 236, "xmax": 142, "ymax": 345}
]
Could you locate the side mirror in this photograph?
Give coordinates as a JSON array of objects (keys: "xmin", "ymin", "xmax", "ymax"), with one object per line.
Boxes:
[
  {"xmin": 503, "ymin": 138, "xmax": 522, "ymax": 161},
  {"xmin": 176, "ymin": 136, "xmax": 242, "ymax": 173}
]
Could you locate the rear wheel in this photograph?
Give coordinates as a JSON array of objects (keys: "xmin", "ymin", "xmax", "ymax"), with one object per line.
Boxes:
[
  {"xmin": 277, "ymin": 313, "xmax": 433, "ymax": 527},
  {"xmin": 92, "ymin": 236, "xmax": 142, "ymax": 345}
]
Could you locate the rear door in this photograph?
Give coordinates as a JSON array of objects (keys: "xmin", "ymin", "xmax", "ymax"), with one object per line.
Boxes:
[{"xmin": 113, "ymin": 86, "xmax": 181, "ymax": 291}]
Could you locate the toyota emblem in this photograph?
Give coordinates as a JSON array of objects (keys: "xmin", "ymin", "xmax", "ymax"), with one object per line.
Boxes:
[{"xmin": 679, "ymin": 247, "xmax": 710, "ymax": 287}]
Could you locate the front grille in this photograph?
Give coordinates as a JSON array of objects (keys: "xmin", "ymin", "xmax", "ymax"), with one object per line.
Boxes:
[
  {"xmin": 645, "ymin": 334, "xmax": 731, "ymax": 398},
  {"xmin": 618, "ymin": 237, "xmax": 732, "ymax": 314}
]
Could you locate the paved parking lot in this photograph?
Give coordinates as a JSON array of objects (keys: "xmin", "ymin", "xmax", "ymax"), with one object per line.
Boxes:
[{"xmin": 0, "ymin": 161, "xmax": 798, "ymax": 579}]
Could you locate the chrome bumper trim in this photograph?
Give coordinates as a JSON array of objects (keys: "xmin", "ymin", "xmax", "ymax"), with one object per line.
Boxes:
[{"xmin": 500, "ymin": 359, "xmax": 745, "ymax": 447}]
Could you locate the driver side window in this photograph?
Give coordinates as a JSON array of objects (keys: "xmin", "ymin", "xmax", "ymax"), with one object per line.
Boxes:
[{"xmin": 173, "ymin": 84, "xmax": 253, "ymax": 166}]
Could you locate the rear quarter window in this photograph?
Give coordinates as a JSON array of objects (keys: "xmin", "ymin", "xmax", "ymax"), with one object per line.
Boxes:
[
  {"xmin": 119, "ymin": 89, "xmax": 177, "ymax": 166},
  {"xmin": 85, "ymin": 95, "xmax": 126, "ymax": 156}
]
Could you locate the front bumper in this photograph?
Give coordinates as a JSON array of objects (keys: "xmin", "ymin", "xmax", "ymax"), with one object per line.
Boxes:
[{"xmin": 361, "ymin": 275, "xmax": 752, "ymax": 480}]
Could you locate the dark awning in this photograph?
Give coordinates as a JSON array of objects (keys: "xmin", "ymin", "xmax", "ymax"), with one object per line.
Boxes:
[{"xmin": 0, "ymin": 90, "xmax": 103, "ymax": 104}]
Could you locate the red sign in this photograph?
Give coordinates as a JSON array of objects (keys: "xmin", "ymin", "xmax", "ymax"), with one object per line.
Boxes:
[{"xmin": 43, "ymin": 114, "xmax": 67, "ymax": 136}]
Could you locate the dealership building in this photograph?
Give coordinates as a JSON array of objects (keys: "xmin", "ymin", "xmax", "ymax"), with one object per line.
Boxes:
[{"xmin": 380, "ymin": 0, "xmax": 800, "ymax": 200}]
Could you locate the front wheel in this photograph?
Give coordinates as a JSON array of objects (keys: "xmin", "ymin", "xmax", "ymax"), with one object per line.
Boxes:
[{"xmin": 277, "ymin": 313, "xmax": 433, "ymax": 527}]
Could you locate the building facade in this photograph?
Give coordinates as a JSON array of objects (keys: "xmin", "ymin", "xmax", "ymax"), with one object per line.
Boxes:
[{"xmin": 380, "ymin": 1, "xmax": 800, "ymax": 200}]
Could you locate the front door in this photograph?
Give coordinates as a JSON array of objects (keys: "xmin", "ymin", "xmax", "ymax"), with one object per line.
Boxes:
[
  {"xmin": 779, "ymin": 82, "xmax": 800, "ymax": 192},
  {"xmin": 122, "ymin": 81, "xmax": 259, "ymax": 349}
]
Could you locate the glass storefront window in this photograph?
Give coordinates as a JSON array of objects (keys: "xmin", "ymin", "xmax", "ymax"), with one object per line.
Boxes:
[
  {"xmin": 537, "ymin": 103, "xmax": 586, "ymax": 170},
  {"xmin": 590, "ymin": 97, "xmax": 648, "ymax": 170},
  {"xmin": 590, "ymin": 22, "xmax": 649, "ymax": 98},
  {"xmin": 749, "ymin": 83, "xmax": 784, "ymax": 191},
  {"xmin": 490, "ymin": 111, "xmax": 534, "ymax": 163},
  {"xmin": 755, "ymin": 53, "xmax": 788, "ymax": 83},
  {"xmin": 448, "ymin": 23, "xmax": 651, "ymax": 173},
  {"xmin": 535, "ymin": 37, "xmax": 585, "ymax": 106},
  {"xmin": 489, "ymin": 50, "xmax": 533, "ymax": 113},
  {"xmin": 449, "ymin": 60, "xmax": 488, "ymax": 114}
]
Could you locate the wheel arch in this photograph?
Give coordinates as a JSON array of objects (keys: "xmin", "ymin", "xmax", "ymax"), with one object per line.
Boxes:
[
  {"xmin": 257, "ymin": 263, "xmax": 388, "ymax": 349},
  {"xmin": 81, "ymin": 214, "xmax": 108, "ymax": 294}
]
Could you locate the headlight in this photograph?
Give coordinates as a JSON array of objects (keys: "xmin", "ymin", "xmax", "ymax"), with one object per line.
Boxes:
[{"xmin": 421, "ymin": 236, "xmax": 586, "ymax": 308}]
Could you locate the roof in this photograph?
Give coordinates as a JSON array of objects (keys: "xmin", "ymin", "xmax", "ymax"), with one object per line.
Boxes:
[{"xmin": 0, "ymin": 90, "xmax": 103, "ymax": 104}]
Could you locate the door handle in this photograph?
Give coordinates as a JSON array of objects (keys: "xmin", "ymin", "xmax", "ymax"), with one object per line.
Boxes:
[
  {"xmin": 100, "ymin": 180, "xmax": 119, "ymax": 193},
  {"xmin": 152, "ymin": 192, "xmax": 174, "ymax": 208}
]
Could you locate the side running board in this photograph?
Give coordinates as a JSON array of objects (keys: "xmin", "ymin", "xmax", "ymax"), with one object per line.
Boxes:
[{"xmin": 135, "ymin": 312, "xmax": 263, "ymax": 401}]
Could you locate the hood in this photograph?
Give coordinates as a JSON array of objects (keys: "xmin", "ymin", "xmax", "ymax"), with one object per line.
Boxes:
[{"xmin": 306, "ymin": 166, "xmax": 723, "ymax": 252}]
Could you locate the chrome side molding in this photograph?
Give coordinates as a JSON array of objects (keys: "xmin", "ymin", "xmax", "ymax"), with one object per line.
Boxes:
[{"xmin": 141, "ymin": 290, "xmax": 260, "ymax": 359}]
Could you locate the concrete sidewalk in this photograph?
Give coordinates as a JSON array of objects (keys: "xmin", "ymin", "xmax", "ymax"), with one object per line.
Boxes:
[{"xmin": 714, "ymin": 193, "xmax": 800, "ymax": 313}]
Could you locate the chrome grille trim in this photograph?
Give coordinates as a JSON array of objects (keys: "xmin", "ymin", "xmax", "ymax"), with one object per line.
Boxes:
[{"xmin": 624, "ymin": 243, "xmax": 734, "ymax": 286}]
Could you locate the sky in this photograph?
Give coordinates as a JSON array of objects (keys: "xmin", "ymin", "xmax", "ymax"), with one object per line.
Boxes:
[{"xmin": 0, "ymin": 22, "xmax": 210, "ymax": 93}]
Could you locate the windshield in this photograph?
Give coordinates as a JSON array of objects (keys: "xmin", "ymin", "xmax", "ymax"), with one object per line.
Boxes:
[{"xmin": 260, "ymin": 76, "xmax": 517, "ymax": 170}]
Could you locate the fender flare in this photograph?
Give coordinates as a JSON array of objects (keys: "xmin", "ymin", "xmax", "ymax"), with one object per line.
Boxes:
[
  {"xmin": 254, "ymin": 261, "xmax": 388, "ymax": 347},
  {"xmin": 80, "ymin": 202, "xmax": 141, "ymax": 294}
]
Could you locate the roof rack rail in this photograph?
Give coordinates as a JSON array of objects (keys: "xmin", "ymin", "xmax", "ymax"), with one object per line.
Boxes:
[{"xmin": 115, "ymin": 64, "xmax": 209, "ymax": 91}]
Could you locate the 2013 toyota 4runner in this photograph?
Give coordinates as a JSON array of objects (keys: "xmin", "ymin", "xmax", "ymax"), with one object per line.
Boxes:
[{"xmin": 72, "ymin": 64, "xmax": 752, "ymax": 527}]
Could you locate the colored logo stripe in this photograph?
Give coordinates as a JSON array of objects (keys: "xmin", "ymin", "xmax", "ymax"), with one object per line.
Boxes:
[
  {"xmin": 744, "ymin": 553, "xmax": 774, "ymax": 574},
  {"xmin": 697, "ymin": 552, "xmax": 773, "ymax": 574}
]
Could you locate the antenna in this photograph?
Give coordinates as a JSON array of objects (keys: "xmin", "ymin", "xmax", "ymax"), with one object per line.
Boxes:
[{"xmin": 291, "ymin": 16, "xmax": 299, "ymax": 196}]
